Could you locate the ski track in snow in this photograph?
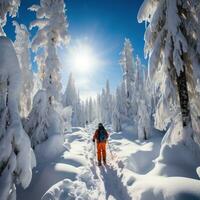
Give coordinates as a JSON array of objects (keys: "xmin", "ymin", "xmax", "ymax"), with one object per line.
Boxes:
[{"xmin": 65, "ymin": 125, "xmax": 132, "ymax": 200}]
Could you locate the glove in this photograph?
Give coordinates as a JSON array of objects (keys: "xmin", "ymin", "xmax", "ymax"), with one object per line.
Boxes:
[{"xmin": 92, "ymin": 139, "xmax": 95, "ymax": 143}]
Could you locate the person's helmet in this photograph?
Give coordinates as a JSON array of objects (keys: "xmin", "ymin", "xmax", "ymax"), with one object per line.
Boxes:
[{"xmin": 98, "ymin": 123, "xmax": 103, "ymax": 129}]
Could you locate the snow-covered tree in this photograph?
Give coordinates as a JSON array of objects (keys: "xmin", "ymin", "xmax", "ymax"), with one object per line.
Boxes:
[
  {"xmin": 138, "ymin": 99, "xmax": 151, "ymax": 140},
  {"xmin": 63, "ymin": 73, "xmax": 83, "ymax": 126},
  {"xmin": 97, "ymin": 80, "xmax": 113, "ymax": 124},
  {"xmin": 133, "ymin": 56, "xmax": 152, "ymax": 139},
  {"xmin": 138, "ymin": 0, "xmax": 200, "ymax": 143},
  {"xmin": 111, "ymin": 80, "xmax": 127, "ymax": 131},
  {"xmin": 26, "ymin": 0, "xmax": 70, "ymax": 148},
  {"xmin": 88, "ymin": 98, "xmax": 93, "ymax": 123},
  {"xmin": 120, "ymin": 38, "xmax": 135, "ymax": 119},
  {"xmin": 63, "ymin": 73, "xmax": 76, "ymax": 107},
  {"xmin": 25, "ymin": 88, "xmax": 71, "ymax": 148},
  {"xmin": 0, "ymin": 0, "xmax": 20, "ymax": 35},
  {"xmin": 30, "ymin": 0, "xmax": 69, "ymax": 103},
  {"xmin": 0, "ymin": 36, "xmax": 36, "ymax": 200},
  {"xmin": 24, "ymin": 90, "xmax": 49, "ymax": 148},
  {"xmin": 96, "ymin": 94, "xmax": 101, "ymax": 122},
  {"xmin": 79, "ymin": 100, "xmax": 86, "ymax": 127},
  {"xmin": 112, "ymin": 43, "xmax": 150, "ymax": 134},
  {"xmin": 112, "ymin": 87, "xmax": 122, "ymax": 132},
  {"xmin": 13, "ymin": 21, "xmax": 34, "ymax": 118},
  {"xmin": 105, "ymin": 80, "xmax": 112, "ymax": 123}
]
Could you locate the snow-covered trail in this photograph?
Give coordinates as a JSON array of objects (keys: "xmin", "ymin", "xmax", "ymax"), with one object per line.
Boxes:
[
  {"xmin": 84, "ymin": 126, "xmax": 132, "ymax": 200},
  {"xmin": 17, "ymin": 125, "xmax": 200, "ymax": 200},
  {"xmin": 40, "ymin": 125, "xmax": 133, "ymax": 200},
  {"xmin": 18, "ymin": 124, "xmax": 163, "ymax": 200}
]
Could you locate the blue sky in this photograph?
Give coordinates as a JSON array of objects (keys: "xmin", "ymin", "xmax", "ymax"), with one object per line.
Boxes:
[{"xmin": 4, "ymin": 0, "xmax": 146, "ymax": 100}]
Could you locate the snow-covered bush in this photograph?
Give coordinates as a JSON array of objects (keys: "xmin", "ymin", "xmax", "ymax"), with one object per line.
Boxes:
[{"xmin": 0, "ymin": 36, "xmax": 35, "ymax": 200}]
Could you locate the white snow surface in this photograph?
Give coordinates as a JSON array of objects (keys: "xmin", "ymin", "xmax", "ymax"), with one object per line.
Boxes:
[{"xmin": 17, "ymin": 124, "xmax": 200, "ymax": 200}]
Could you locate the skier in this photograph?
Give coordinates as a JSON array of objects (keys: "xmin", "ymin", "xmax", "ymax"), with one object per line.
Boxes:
[{"xmin": 92, "ymin": 123, "xmax": 109, "ymax": 166}]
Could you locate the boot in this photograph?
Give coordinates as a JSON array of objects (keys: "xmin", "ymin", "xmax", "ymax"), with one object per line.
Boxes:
[
  {"xmin": 103, "ymin": 159, "xmax": 106, "ymax": 165},
  {"xmin": 98, "ymin": 161, "xmax": 102, "ymax": 166}
]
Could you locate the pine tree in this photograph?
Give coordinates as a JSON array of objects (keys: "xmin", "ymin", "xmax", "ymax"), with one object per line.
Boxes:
[
  {"xmin": 63, "ymin": 73, "xmax": 82, "ymax": 126},
  {"xmin": 0, "ymin": 37, "xmax": 35, "ymax": 200},
  {"xmin": 105, "ymin": 80, "xmax": 112, "ymax": 124},
  {"xmin": 0, "ymin": 2, "xmax": 36, "ymax": 200},
  {"xmin": 13, "ymin": 21, "xmax": 34, "ymax": 118},
  {"xmin": 30, "ymin": 0, "xmax": 69, "ymax": 104},
  {"xmin": 24, "ymin": 90, "xmax": 49, "ymax": 148},
  {"xmin": 112, "ymin": 87, "xmax": 122, "ymax": 132},
  {"xmin": 120, "ymin": 38, "xmax": 135, "ymax": 119},
  {"xmin": 27, "ymin": 0, "xmax": 69, "ymax": 148},
  {"xmin": 138, "ymin": 0, "xmax": 200, "ymax": 142}
]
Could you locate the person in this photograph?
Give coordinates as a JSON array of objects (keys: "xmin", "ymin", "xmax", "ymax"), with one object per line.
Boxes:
[{"xmin": 92, "ymin": 123, "xmax": 109, "ymax": 166}]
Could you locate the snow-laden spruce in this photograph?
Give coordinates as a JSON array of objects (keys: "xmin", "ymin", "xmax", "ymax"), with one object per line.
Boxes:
[
  {"xmin": 135, "ymin": 56, "xmax": 152, "ymax": 140},
  {"xmin": 120, "ymin": 38, "xmax": 135, "ymax": 120},
  {"xmin": 98, "ymin": 80, "xmax": 113, "ymax": 124},
  {"xmin": 112, "ymin": 87, "xmax": 122, "ymax": 132},
  {"xmin": 13, "ymin": 21, "xmax": 34, "ymax": 118},
  {"xmin": 63, "ymin": 73, "xmax": 85, "ymax": 127},
  {"xmin": 138, "ymin": 0, "xmax": 200, "ymax": 145},
  {"xmin": 29, "ymin": 0, "xmax": 69, "ymax": 102},
  {"xmin": 26, "ymin": 0, "xmax": 71, "ymax": 150},
  {"xmin": 0, "ymin": 36, "xmax": 36, "ymax": 200},
  {"xmin": 138, "ymin": 100, "xmax": 151, "ymax": 140},
  {"xmin": 24, "ymin": 90, "xmax": 49, "ymax": 148},
  {"xmin": 112, "ymin": 38, "xmax": 152, "ymax": 137},
  {"xmin": 24, "ymin": 88, "xmax": 72, "ymax": 162}
]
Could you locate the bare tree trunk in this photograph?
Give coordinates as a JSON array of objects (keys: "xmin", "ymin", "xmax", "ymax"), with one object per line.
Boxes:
[
  {"xmin": 176, "ymin": 66, "xmax": 192, "ymax": 128},
  {"xmin": 144, "ymin": 127, "xmax": 147, "ymax": 140}
]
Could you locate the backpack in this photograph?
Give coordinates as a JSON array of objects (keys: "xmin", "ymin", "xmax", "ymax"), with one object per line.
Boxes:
[{"xmin": 98, "ymin": 129, "xmax": 107, "ymax": 142}]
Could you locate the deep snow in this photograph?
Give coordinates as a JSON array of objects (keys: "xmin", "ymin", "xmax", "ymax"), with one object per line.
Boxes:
[{"xmin": 17, "ymin": 124, "xmax": 200, "ymax": 200}]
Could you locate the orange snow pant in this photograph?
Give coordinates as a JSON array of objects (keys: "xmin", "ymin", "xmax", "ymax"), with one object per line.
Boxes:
[{"xmin": 97, "ymin": 142, "xmax": 106, "ymax": 162}]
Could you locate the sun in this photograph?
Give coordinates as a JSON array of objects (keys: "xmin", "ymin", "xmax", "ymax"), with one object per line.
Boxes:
[{"xmin": 69, "ymin": 42, "xmax": 98, "ymax": 73}]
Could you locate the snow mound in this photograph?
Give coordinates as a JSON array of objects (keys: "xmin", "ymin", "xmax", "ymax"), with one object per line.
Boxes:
[
  {"xmin": 132, "ymin": 176, "xmax": 200, "ymax": 200},
  {"xmin": 41, "ymin": 178, "xmax": 96, "ymax": 200},
  {"xmin": 196, "ymin": 167, "xmax": 200, "ymax": 179},
  {"xmin": 149, "ymin": 141, "xmax": 200, "ymax": 179},
  {"xmin": 149, "ymin": 121, "xmax": 200, "ymax": 179},
  {"xmin": 35, "ymin": 134, "xmax": 65, "ymax": 163}
]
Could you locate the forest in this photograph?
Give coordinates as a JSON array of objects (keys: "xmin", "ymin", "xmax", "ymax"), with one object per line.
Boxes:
[{"xmin": 0, "ymin": 0, "xmax": 200, "ymax": 200}]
